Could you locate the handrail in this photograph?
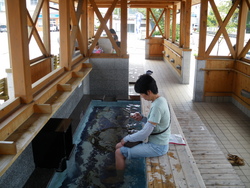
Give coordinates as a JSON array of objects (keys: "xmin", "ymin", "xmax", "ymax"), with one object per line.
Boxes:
[
  {"xmin": 200, "ymin": 68, "xmax": 250, "ymax": 79},
  {"xmin": 163, "ymin": 43, "xmax": 182, "ymax": 58}
]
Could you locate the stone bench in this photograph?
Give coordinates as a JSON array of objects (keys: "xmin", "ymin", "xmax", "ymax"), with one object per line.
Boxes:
[{"xmin": 141, "ymin": 99, "xmax": 206, "ymax": 188}]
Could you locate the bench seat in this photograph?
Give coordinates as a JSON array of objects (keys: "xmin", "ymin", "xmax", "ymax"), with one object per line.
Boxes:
[{"xmin": 141, "ymin": 99, "xmax": 206, "ymax": 188}]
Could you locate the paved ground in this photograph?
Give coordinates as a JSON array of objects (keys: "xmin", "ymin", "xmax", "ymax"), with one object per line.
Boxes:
[{"xmin": 128, "ymin": 39, "xmax": 250, "ymax": 187}]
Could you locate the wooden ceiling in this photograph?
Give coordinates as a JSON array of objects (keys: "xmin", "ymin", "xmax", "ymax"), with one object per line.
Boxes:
[{"xmin": 50, "ymin": 0, "xmax": 201, "ymax": 8}]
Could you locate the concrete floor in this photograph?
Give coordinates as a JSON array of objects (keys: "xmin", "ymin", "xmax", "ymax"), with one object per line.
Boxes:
[{"xmin": 128, "ymin": 38, "xmax": 250, "ymax": 187}]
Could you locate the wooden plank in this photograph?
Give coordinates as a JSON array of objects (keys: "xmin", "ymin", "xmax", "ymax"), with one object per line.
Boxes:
[
  {"xmin": 0, "ymin": 62, "xmax": 92, "ymax": 176},
  {"xmin": 0, "ymin": 103, "xmax": 34, "ymax": 141},
  {"xmin": 41, "ymin": 0, "xmax": 50, "ymax": 56},
  {"xmin": 33, "ymin": 104, "xmax": 52, "ymax": 114},
  {"xmin": 0, "ymin": 98, "xmax": 21, "ymax": 120},
  {"xmin": 172, "ymin": 5, "xmax": 177, "ymax": 42},
  {"xmin": 120, "ymin": 0, "xmax": 127, "ymax": 56},
  {"xmin": 59, "ymin": 0, "xmax": 71, "ymax": 69},
  {"xmin": 168, "ymin": 148, "xmax": 188, "ymax": 187},
  {"xmin": 184, "ymin": 0, "xmax": 191, "ymax": 48},
  {"xmin": 30, "ymin": 58, "xmax": 51, "ymax": 83},
  {"xmin": 165, "ymin": 8, "xmax": 170, "ymax": 40},
  {"xmin": 236, "ymin": 0, "xmax": 249, "ymax": 58},
  {"xmin": 88, "ymin": 7, "xmax": 95, "ymax": 38},
  {"xmin": 158, "ymin": 154, "xmax": 174, "ymax": 187},
  {"xmin": 81, "ymin": 0, "xmax": 88, "ymax": 57},
  {"xmin": 197, "ymin": 0, "xmax": 208, "ymax": 59},
  {"xmin": 202, "ymin": 173, "xmax": 245, "ymax": 180},
  {"xmin": 142, "ymin": 98, "xmax": 205, "ymax": 188},
  {"xmin": 146, "ymin": 8, "xmax": 149, "ymax": 38},
  {"xmin": 0, "ymin": 141, "xmax": 17, "ymax": 155},
  {"xmin": 57, "ymin": 84, "xmax": 72, "ymax": 91},
  {"xmin": 32, "ymin": 67, "xmax": 65, "ymax": 94},
  {"xmin": 205, "ymin": 179, "xmax": 245, "ymax": 186}
]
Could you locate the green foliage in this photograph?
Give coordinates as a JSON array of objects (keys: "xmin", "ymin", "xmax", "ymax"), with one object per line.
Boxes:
[{"xmin": 207, "ymin": 0, "xmax": 239, "ymax": 34}]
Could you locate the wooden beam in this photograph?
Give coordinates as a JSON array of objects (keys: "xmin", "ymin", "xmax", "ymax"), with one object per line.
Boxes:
[
  {"xmin": 81, "ymin": 0, "xmax": 88, "ymax": 57},
  {"xmin": 72, "ymin": 71, "xmax": 85, "ymax": 78},
  {"xmin": 88, "ymin": 7, "xmax": 95, "ymax": 39},
  {"xmin": 27, "ymin": 12, "xmax": 49, "ymax": 56},
  {"xmin": 149, "ymin": 9, "xmax": 165, "ymax": 37},
  {"xmin": 57, "ymin": 84, "xmax": 72, "ymax": 91},
  {"xmin": 236, "ymin": 0, "xmax": 248, "ymax": 58},
  {"xmin": 33, "ymin": 104, "xmax": 52, "ymax": 114},
  {"xmin": 146, "ymin": 8, "xmax": 149, "ymax": 38},
  {"xmin": 205, "ymin": 0, "xmax": 240, "ymax": 57},
  {"xmin": 42, "ymin": 0, "xmax": 51, "ymax": 56},
  {"xmin": 184, "ymin": 0, "xmax": 191, "ymax": 48},
  {"xmin": 172, "ymin": 5, "xmax": 177, "ymax": 42},
  {"xmin": 27, "ymin": 0, "xmax": 44, "ymax": 40},
  {"xmin": 109, "ymin": 13, "xmax": 113, "ymax": 29},
  {"xmin": 120, "ymin": 0, "xmax": 127, "ymax": 56},
  {"xmin": 165, "ymin": 8, "xmax": 170, "ymax": 39},
  {"xmin": 59, "ymin": 0, "xmax": 71, "ymax": 70},
  {"xmin": 0, "ymin": 98, "xmax": 21, "ymax": 120},
  {"xmin": 238, "ymin": 39, "xmax": 250, "ymax": 59},
  {"xmin": 5, "ymin": 0, "xmax": 33, "ymax": 103},
  {"xmin": 197, "ymin": 0, "xmax": 208, "ymax": 59},
  {"xmin": 179, "ymin": 1, "xmax": 185, "ymax": 47},
  {"xmin": 89, "ymin": 0, "xmax": 119, "ymax": 55},
  {"xmin": 0, "ymin": 141, "xmax": 17, "ymax": 155}
]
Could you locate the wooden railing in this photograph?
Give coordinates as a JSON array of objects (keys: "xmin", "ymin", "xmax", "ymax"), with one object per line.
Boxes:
[{"xmin": 0, "ymin": 59, "xmax": 92, "ymax": 176}]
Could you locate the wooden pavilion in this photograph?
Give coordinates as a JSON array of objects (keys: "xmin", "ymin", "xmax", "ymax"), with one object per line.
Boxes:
[{"xmin": 0, "ymin": 0, "xmax": 249, "ymax": 187}]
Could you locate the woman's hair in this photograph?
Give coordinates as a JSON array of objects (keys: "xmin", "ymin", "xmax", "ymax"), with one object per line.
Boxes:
[
  {"xmin": 109, "ymin": 28, "xmax": 116, "ymax": 34},
  {"xmin": 134, "ymin": 74, "xmax": 158, "ymax": 95}
]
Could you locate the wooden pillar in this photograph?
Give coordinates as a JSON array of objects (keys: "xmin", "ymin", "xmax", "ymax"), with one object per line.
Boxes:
[
  {"xmin": 179, "ymin": 2, "xmax": 185, "ymax": 47},
  {"xmin": 236, "ymin": 0, "xmax": 248, "ymax": 57},
  {"xmin": 184, "ymin": 0, "xmax": 191, "ymax": 48},
  {"xmin": 59, "ymin": 0, "xmax": 71, "ymax": 70},
  {"xmin": 88, "ymin": 7, "xmax": 95, "ymax": 38},
  {"xmin": 198, "ymin": 0, "xmax": 208, "ymax": 59},
  {"xmin": 109, "ymin": 14, "xmax": 113, "ymax": 29},
  {"xmin": 42, "ymin": 0, "xmax": 51, "ymax": 55},
  {"xmin": 165, "ymin": 8, "xmax": 170, "ymax": 40},
  {"xmin": 172, "ymin": 5, "xmax": 177, "ymax": 42},
  {"xmin": 120, "ymin": 0, "xmax": 127, "ymax": 56},
  {"xmin": 81, "ymin": 0, "xmax": 88, "ymax": 56},
  {"xmin": 146, "ymin": 8, "xmax": 149, "ymax": 38},
  {"xmin": 5, "ymin": 0, "xmax": 33, "ymax": 103}
]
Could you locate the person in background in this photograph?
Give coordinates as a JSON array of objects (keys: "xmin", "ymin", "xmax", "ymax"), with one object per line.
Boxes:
[
  {"xmin": 92, "ymin": 42, "xmax": 103, "ymax": 54},
  {"xmin": 109, "ymin": 28, "xmax": 118, "ymax": 41},
  {"xmin": 109, "ymin": 28, "xmax": 119, "ymax": 53}
]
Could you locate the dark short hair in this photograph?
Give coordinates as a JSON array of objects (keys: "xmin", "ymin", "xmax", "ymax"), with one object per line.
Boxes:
[
  {"xmin": 110, "ymin": 28, "xmax": 116, "ymax": 34},
  {"xmin": 134, "ymin": 74, "xmax": 158, "ymax": 95}
]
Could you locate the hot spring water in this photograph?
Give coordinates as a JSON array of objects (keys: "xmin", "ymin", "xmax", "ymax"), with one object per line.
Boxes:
[{"xmin": 48, "ymin": 100, "xmax": 147, "ymax": 188}]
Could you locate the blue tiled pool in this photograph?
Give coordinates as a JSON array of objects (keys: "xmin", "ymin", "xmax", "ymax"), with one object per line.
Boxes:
[{"xmin": 48, "ymin": 100, "xmax": 147, "ymax": 188}]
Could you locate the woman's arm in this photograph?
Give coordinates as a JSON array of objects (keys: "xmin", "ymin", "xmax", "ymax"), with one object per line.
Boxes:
[{"xmin": 123, "ymin": 121, "xmax": 155, "ymax": 142}]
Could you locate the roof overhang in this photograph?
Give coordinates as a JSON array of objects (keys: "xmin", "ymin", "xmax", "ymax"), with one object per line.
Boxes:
[{"xmin": 50, "ymin": 0, "xmax": 201, "ymax": 8}]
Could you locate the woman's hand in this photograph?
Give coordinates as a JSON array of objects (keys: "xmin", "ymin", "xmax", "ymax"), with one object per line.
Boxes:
[{"xmin": 130, "ymin": 112, "xmax": 143, "ymax": 121}]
